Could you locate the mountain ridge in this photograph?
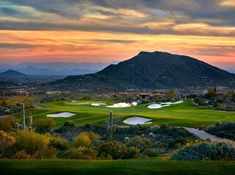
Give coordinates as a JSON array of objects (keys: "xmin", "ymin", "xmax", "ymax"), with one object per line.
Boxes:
[
  {"xmin": 0, "ymin": 69, "xmax": 27, "ymax": 77},
  {"xmin": 50, "ymin": 51, "xmax": 235, "ymax": 90}
]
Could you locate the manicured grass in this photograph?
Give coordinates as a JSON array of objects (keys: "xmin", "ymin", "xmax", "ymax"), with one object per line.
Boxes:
[
  {"xmin": 17, "ymin": 100, "xmax": 235, "ymax": 127},
  {"xmin": 1, "ymin": 160, "xmax": 235, "ymax": 175}
]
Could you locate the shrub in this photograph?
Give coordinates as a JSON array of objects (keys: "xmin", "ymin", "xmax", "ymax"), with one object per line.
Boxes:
[
  {"xmin": 207, "ymin": 122, "xmax": 235, "ymax": 141},
  {"xmin": 171, "ymin": 142, "xmax": 235, "ymax": 160},
  {"xmin": 125, "ymin": 146, "xmax": 140, "ymax": 158},
  {"xmin": 73, "ymin": 132, "xmax": 101, "ymax": 147},
  {"xmin": 6, "ymin": 96, "xmax": 35, "ymax": 108},
  {"xmin": 54, "ymin": 121, "xmax": 76, "ymax": 133},
  {"xmin": 0, "ymin": 117, "xmax": 16, "ymax": 132},
  {"xmin": 61, "ymin": 147, "xmax": 97, "ymax": 159},
  {"xmin": 49, "ymin": 137, "xmax": 69, "ymax": 151},
  {"xmin": 98, "ymin": 141, "xmax": 128, "ymax": 159},
  {"xmin": 144, "ymin": 148, "xmax": 160, "ymax": 157},
  {"xmin": 0, "ymin": 130, "xmax": 16, "ymax": 155},
  {"xmin": 34, "ymin": 118, "xmax": 54, "ymax": 134},
  {"xmin": 15, "ymin": 130, "xmax": 52, "ymax": 158},
  {"xmin": 13, "ymin": 150, "xmax": 33, "ymax": 159},
  {"xmin": 126, "ymin": 136, "xmax": 152, "ymax": 152}
]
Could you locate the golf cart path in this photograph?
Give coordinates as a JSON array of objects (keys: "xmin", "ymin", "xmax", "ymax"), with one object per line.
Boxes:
[
  {"xmin": 0, "ymin": 115, "xmax": 8, "ymax": 120},
  {"xmin": 184, "ymin": 127, "xmax": 235, "ymax": 144}
]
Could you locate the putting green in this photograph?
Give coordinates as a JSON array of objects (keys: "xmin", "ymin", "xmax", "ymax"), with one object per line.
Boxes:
[{"xmin": 22, "ymin": 100, "xmax": 235, "ymax": 127}]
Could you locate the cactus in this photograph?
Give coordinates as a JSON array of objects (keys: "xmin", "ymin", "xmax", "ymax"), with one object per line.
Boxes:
[
  {"xmin": 21, "ymin": 103, "xmax": 26, "ymax": 130},
  {"xmin": 106, "ymin": 111, "xmax": 116, "ymax": 141},
  {"xmin": 28, "ymin": 115, "xmax": 33, "ymax": 131}
]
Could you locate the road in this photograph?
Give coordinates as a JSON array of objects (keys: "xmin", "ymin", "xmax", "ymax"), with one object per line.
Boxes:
[{"xmin": 0, "ymin": 115, "xmax": 8, "ymax": 120}]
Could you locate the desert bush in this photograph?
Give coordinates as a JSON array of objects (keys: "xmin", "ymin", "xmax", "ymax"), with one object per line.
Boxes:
[
  {"xmin": 125, "ymin": 146, "xmax": 140, "ymax": 158},
  {"xmin": 54, "ymin": 121, "xmax": 76, "ymax": 133},
  {"xmin": 13, "ymin": 150, "xmax": 33, "ymax": 159},
  {"xmin": 207, "ymin": 122, "xmax": 235, "ymax": 141},
  {"xmin": 14, "ymin": 130, "xmax": 52, "ymax": 158},
  {"xmin": 61, "ymin": 147, "xmax": 97, "ymax": 159},
  {"xmin": 6, "ymin": 96, "xmax": 35, "ymax": 108},
  {"xmin": 171, "ymin": 142, "xmax": 235, "ymax": 160},
  {"xmin": 49, "ymin": 136, "xmax": 69, "ymax": 151},
  {"xmin": 0, "ymin": 116, "xmax": 16, "ymax": 132},
  {"xmin": 34, "ymin": 118, "xmax": 54, "ymax": 134},
  {"xmin": 0, "ymin": 130, "xmax": 16, "ymax": 155},
  {"xmin": 126, "ymin": 136, "xmax": 152, "ymax": 152},
  {"xmin": 98, "ymin": 141, "xmax": 128, "ymax": 159},
  {"xmin": 73, "ymin": 132, "xmax": 101, "ymax": 147},
  {"xmin": 157, "ymin": 125, "xmax": 196, "ymax": 149},
  {"xmin": 144, "ymin": 148, "xmax": 160, "ymax": 157}
]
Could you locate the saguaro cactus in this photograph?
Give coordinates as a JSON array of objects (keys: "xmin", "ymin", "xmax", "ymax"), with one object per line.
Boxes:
[
  {"xmin": 21, "ymin": 103, "xmax": 26, "ymax": 130},
  {"xmin": 28, "ymin": 115, "xmax": 33, "ymax": 131},
  {"xmin": 106, "ymin": 111, "xmax": 116, "ymax": 141}
]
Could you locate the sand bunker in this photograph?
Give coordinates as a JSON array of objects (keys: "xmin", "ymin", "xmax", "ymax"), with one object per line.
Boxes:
[
  {"xmin": 47, "ymin": 112, "xmax": 76, "ymax": 118},
  {"xmin": 123, "ymin": 117, "xmax": 152, "ymax": 125},
  {"xmin": 91, "ymin": 102, "xmax": 106, "ymax": 106},
  {"xmin": 106, "ymin": 102, "xmax": 138, "ymax": 108},
  {"xmin": 132, "ymin": 102, "xmax": 138, "ymax": 106},
  {"xmin": 107, "ymin": 102, "xmax": 131, "ymax": 108},
  {"xmin": 147, "ymin": 104, "xmax": 166, "ymax": 109},
  {"xmin": 147, "ymin": 101, "xmax": 183, "ymax": 109}
]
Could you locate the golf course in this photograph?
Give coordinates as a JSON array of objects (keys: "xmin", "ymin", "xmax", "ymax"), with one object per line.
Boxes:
[{"xmin": 25, "ymin": 100, "xmax": 235, "ymax": 127}]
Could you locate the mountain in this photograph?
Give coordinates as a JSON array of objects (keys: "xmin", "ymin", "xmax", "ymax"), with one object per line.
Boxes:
[
  {"xmin": 0, "ymin": 69, "xmax": 27, "ymax": 77},
  {"xmin": 0, "ymin": 62, "xmax": 112, "ymax": 76},
  {"xmin": 51, "ymin": 51, "xmax": 235, "ymax": 89}
]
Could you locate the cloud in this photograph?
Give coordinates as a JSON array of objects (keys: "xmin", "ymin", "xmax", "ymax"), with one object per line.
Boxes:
[
  {"xmin": 0, "ymin": 43, "xmax": 36, "ymax": 49},
  {"xmin": 0, "ymin": 0, "xmax": 234, "ymax": 36}
]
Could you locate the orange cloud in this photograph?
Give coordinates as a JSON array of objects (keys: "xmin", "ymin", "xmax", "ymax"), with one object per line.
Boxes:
[{"xmin": 0, "ymin": 30, "xmax": 234, "ymax": 66}]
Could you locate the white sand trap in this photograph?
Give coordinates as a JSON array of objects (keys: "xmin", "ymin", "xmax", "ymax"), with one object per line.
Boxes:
[
  {"xmin": 147, "ymin": 104, "xmax": 164, "ymax": 109},
  {"xmin": 148, "ymin": 101, "xmax": 183, "ymax": 109},
  {"xmin": 123, "ymin": 117, "xmax": 152, "ymax": 125},
  {"xmin": 132, "ymin": 102, "xmax": 138, "ymax": 106},
  {"xmin": 107, "ymin": 102, "xmax": 131, "ymax": 108},
  {"xmin": 106, "ymin": 102, "xmax": 138, "ymax": 108},
  {"xmin": 72, "ymin": 100, "xmax": 78, "ymax": 103},
  {"xmin": 91, "ymin": 102, "xmax": 106, "ymax": 106},
  {"xmin": 47, "ymin": 112, "xmax": 76, "ymax": 118}
]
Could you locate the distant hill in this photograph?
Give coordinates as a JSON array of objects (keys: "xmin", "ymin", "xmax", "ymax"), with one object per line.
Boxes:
[
  {"xmin": 0, "ymin": 62, "xmax": 112, "ymax": 76},
  {"xmin": 0, "ymin": 69, "xmax": 27, "ymax": 77},
  {"xmin": 51, "ymin": 51, "xmax": 235, "ymax": 89}
]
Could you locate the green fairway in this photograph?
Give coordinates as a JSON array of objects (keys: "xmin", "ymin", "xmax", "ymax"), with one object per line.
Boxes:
[
  {"xmin": 21, "ymin": 100, "xmax": 235, "ymax": 127},
  {"xmin": 1, "ymin": 160, "xmax": 235, "ymax": 175}
]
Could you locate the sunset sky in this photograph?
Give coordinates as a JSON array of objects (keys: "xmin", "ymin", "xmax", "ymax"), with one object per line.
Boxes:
[{"xmin": 0, "ymin": 0, "xmax": 235, "ymax": 68}]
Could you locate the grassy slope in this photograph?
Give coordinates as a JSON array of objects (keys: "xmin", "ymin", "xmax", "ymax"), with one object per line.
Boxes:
[
  {"xmin": 18, "ymin": 100, "xmax": 235, "ymax": 127},
  {"xmin": 1, "ymin": 160, "xmax": 235, "ymax": 175}
]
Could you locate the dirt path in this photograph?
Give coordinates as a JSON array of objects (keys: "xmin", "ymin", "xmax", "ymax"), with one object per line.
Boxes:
[
  {"xmin": 0, "ymin": 115, "xmax": 8, "ymax": 120},
  {"xmin": 184, "ymin": 127, "xmax": 235, "ymax": 143}
]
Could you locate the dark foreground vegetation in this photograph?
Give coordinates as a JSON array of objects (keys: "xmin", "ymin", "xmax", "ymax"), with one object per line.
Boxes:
[
  {"xmin": 1, "ymin": 160, "xmax": 235, "ymax": 175},
  {"xmin": 1, "ymin": 122, "xmax": 235, "ymax": 161},
  {"xmin": 206, "ymin": 122, "xmax": 235, "ymax": 141}
]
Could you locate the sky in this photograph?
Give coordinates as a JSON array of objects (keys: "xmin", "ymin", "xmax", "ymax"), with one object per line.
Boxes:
[{"xmin": 0, "ymin": 0, "xmax": 235, "ymax": 69}]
